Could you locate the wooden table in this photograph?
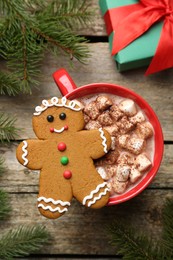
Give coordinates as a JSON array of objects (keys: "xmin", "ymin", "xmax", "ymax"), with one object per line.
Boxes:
[{"xmin": 0, "ymin": 2, "xmax": 173, "ymax": 259}]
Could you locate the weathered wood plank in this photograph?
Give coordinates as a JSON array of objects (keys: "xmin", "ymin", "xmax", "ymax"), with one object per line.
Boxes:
[
  {"xmin": 0, "ymin": 43, "xmax": 173, "ymax": 141},
  {"xmin": 17, "ymin": 258, "xmax": 120, "ymax": 260},
  {"xmin": 16, "ymin": 256, "xmax": 120, "ymax": 260},
  {"xmin": 0, "ymin": 143, "xmax": 172, "ymax": 192},
  {"xmin": 0, "ymin": 190, "xmax": 172, "ymax": 255}
]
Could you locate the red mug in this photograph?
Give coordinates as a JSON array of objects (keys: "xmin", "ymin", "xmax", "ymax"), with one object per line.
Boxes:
[{"xmin": 53, "ymin": 68, "xmax": 164, "ymax": 205}]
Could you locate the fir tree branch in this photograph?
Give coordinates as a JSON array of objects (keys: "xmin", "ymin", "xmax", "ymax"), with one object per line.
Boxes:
[
  {"xmin": 4, "ymin": 25, "xmax": 43, "ymax": 93},
  {"xmin": 0, "ymin": 72, "xmax": 21, "ymax": 96},
  {"xmin": 0, "ymin": 225, "xmax": 50, "ymax": 259},
  {"xmin": 34, "ymin": 25, "xmax": 89, "ymax": 63},
  {"xmin": 0, "ymin": 113, "xmax": 19, "ymax": 142},
  {"xmin": 40, "ymin": 0, "xmax": 94, "ymax": 30},
  {"xmin": 107, "ymin": 220, "xmax": 162, "ymax": 260},
  {"xmin": 161, "ymin": 199, "xmax": 173, "ymax": 258},
  {"xmin": 0, "ymin": 189, "xmax": 11, "ymax": 220},
  {"xmin": 0, "ymin": 0, "xmax": 93, "ymax": 94}
]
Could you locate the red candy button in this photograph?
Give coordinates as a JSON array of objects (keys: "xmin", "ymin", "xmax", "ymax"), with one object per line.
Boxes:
[
  {"xmin": 64, "ymin": 125, "xmax": 68, "ymax": 130},
  {"xmin": 50, "ymin": 128, "xmax": 54, "ymax": 133},
  {"xmin": 63, "ymin": 170, "xmax": 72, "ymax": 179},
  {"xmin": 58, "ymin": 142, "xmax": 66, "ymax": 151}
]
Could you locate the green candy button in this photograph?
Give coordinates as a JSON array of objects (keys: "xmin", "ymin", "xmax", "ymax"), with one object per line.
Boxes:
[{"xmin": 60, "ymin": 156, "xmax": 69, "ymax": 165}]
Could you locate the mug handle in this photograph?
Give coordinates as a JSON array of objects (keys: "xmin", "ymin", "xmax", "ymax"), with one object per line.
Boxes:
[{"xmin": 52, "ymin": 68, "xmax": 77, "ymax": 96}]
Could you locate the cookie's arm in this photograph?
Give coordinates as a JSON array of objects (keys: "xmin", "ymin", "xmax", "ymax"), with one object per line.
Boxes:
[
  {"xmin": 16, "ymin": 140, "xmax": 43, "ymax": 170},
  {"xmin": 80, "ymin": 128, "xmax": 112, "ymax": 159}
]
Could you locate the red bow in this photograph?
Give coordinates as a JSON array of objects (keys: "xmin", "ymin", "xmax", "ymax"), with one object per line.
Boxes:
[{"xmin": 108, "ymin": 0, "xmax": 173, "ymax": 75}]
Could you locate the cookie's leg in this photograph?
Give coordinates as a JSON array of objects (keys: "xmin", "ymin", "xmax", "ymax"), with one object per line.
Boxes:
[
  {"xmin": 72, "ymin": 168, "xmax": 110, "ymax": 209},
  {"xmin": 37, "ymin": 170, "xmax": 73, "ymax": 219}
]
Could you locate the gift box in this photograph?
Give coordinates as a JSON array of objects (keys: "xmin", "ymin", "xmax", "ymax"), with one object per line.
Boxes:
[{"xmin": 99, "ymin": 0, "xmax": 173, "ymax": 75}]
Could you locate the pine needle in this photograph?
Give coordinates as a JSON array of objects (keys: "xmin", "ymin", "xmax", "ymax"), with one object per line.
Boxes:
[
  {"xmin": 107, "ymin": 199, "xmax": 173, "ymax": 259},
  {"xmin": 42, "ymin": 0, "xmax": 94, "ymax": 30},
  {"xmin": 0, "ymin": 225, "xmax": 50, "ymax": 259},
  {"xmin": 0, "ymin": 189, "xmax": 11, "ymax": 220},
  {"xmin": 0, "ymin": 72, "xmax": 21, "ymax": 96},
  {"xmin": 0, "ymin": 156, "xmax": 5, "ymax": 176},
  {"xmin": 107, "ymin": 220, "xmax": 162, "ymax": 260},
  {"xmin": 161, "ymin": 199, "xmax": 173, "ymax": 258},
  {"xmin": 0, "ymin": 113, "xmax": 19, "ymax": 142}
]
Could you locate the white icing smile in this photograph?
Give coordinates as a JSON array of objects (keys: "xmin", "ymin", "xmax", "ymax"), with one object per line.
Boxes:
[
  {"xmin": 53, "ymin": 127, "xmax": 65, "ymax": 133},
  {"xmin": 50, "ymin": 125, "xmax": 68, "ymax": 134}
]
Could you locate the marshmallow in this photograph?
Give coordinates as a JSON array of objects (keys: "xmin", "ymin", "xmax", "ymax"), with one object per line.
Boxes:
[
  {"xmin": 112, "ymin": 178, "xmax": 129, "ymax": 194},
  {"xmin": 117, "ymin": 134, "xmax": 130, "ymax": 148},
  {"xmin": 98, "ymin": 111, "xmax": 113, "ymax": 126},
  {"xmin": 117, "ymin": 116, "xmax": 134, "ymax": 134},
  {"xmin": 130, "ymin": 167, "xmax": 142, "ymax": 183},
  {"xmin": 96, "ymin": 150, "xmax": 120, "ymax": 166},
  {"xmin": 129, "ymin": 111, "xmax": 146, "ymax": 124},
  {"xmin": 97, "ymin": 166, "xmax": 108, "ymax": 180},
  {"xmin": 84, "ymin": 101, "xmax": 99, "ymax": 120},
  {"xmin": 107, "ymin": 181, "xmax": 115, "ymax": 196},
  {"xmin": 104, "ymin": 125, "xmax": 119, "ymax": 137},
  {"xmin": 117, "ymin": 152, "xmax": 134, "ymax": 165},
  {"xmin": 136, "ymin": 122, "xmax": 153, "ymax": 139},
  {"xmin": 110, "ymin": 137, "xmax": 116, "ymax": 150},
  {"xmin": 85, "ymin": 120, "xmax": 101, "ymax": 130},
  {"xmin": 104, "ymin": 150, "xmax": 120, "ymax": 165},
  {"xmin": 119, "ymin": 99, "xmax": 137, "ymax": 116},
  {"xmin": 135, "ymin": 153, "xmax": 152, "ymax": 172},
  {"xmin": 97, "ymin": 165, "xmax": 116, "ymax": 180},
  {"xmin": 110, "ymin": 104, "xmax": 124, "ymax": 121},
  {"xmin": 127, "ymin": 138, "xmax": 145, "ymax": 155},
  {"xmin": 96, "ymin": 95, "xmax": 113, "ymax": 111},
  {"xmin": 116, "ymin": 164, "xmax": 130, "ymax": 182}
]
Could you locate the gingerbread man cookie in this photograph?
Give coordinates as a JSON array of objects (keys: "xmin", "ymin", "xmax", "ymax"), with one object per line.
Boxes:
[{"xmin": 16, "ymin": 97, "xmax": 112, "ymax": 219}]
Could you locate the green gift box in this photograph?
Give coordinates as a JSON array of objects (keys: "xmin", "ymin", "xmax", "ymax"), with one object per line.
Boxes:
[{"xmin": 99, "ymin": 0, "xmax": 163, "ymax": 72}]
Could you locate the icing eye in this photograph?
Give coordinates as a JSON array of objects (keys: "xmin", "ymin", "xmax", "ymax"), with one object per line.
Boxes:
[
  {"xmin": 59, "ymin": 113, "xmax": 66, "ymax": 120},
  {"xmin": 47, "ymin": 115, "xmax": 54, "ymax": 122}
]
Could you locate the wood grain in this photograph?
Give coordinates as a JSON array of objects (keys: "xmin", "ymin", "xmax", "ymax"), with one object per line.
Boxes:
[
  {"xmin": 1, "ymin": 190, "xmax": 172, "ymax": 256},
  {"xmin": 0, "ymin": 44, "xmax": 173, "ymax": 141},
  {"xmin": 0, "ymin": 1, "xmax": 173, "ymax": 259},
  {"xmin": 0, "ymin": 142, "xmax": 171, "ymax": 192}
]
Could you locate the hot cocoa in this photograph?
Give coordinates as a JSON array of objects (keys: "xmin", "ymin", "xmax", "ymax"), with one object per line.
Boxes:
[{"xmin": 77, "ymin": 94, "xmax": 154, "ymax": 197}]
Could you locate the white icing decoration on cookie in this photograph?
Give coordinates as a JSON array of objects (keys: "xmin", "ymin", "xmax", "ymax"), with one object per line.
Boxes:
[
  {"xmin": 87, "ymin": 187, "xmax": 109, "ymax": 207},
  {"xmin": 22, "ymin": 141, "xmax": 28, "ymax": 166},
  {"xmin": 34, "ymin": 96, "xmax": 81, "ymax": 116},
  {"xmin": 82, "ymin": 182, "xmax": 108, "ymax": 205},
  {"xmin": 37, "ymin": 197, "xmax": 70, "ymax": 206},
  {"xmin": 38, "ymin": 204, "xmax": 68, "ymax": 213},
  {"xmin": 99, "ymin": 128, "xmax": 108, "ymax": 153},
  {"xmin": 53, "ymin": 127, "xmax": 66, "ymax": 133}
]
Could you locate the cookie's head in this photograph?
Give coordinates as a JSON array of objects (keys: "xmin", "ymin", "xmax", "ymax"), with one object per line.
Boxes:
[{"xmin": 32, "ymin": 97, "xmax": 84, "ymax": 139}]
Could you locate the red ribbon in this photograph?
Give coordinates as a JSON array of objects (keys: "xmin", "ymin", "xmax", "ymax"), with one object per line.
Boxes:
[{"xmin": 105, "ymin": 0, "xmax": 173, "ymax": 75}]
